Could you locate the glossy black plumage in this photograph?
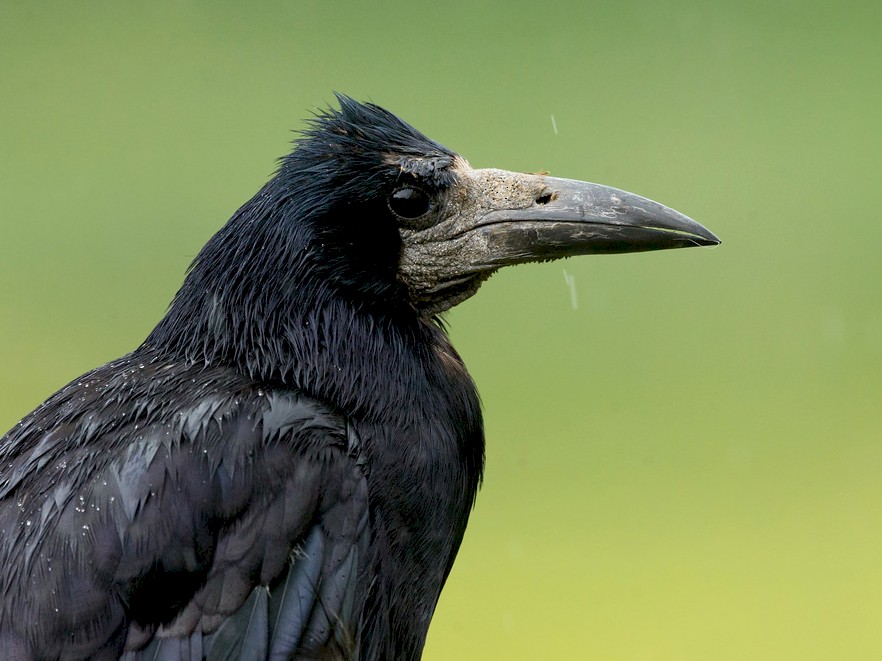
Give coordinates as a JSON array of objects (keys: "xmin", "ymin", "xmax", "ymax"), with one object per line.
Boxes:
[
  {"xmin": 0, "ymin": 96, "xmax": 718, "ymax": 660},
  {"xmin": 1, "ymin": 98, "xmax": 483, "ymax": 660}
]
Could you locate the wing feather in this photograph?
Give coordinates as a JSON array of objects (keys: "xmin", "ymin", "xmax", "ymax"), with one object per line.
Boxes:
[{"xmin": 0, "ymin": 356, "xmax": 371, "ymax": 660}]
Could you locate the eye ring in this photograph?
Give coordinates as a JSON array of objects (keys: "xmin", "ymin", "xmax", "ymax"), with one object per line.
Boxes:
[{"xmin": 388, "ymin": 186, "xmax": 433, "ymax": 225}]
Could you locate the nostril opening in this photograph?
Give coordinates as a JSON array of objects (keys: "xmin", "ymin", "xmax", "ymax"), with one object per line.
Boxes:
[{"xmin": 535, "ymin": 190, "xmax": 557, "ymax": 205}]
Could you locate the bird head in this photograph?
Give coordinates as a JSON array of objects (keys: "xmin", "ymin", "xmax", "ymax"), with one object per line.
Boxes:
[
  {"xmin": 274, "ymin": 95, "xmax": 719, "ymax": 316},
  {"xmin": 152, "ymin": 96, "xmax": 719, "ymax": 372}
]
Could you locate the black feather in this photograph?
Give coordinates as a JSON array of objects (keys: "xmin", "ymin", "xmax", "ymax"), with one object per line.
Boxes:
[{"xmin": 0, "ymin": 97, "xmax": 483, "ymax": 660}]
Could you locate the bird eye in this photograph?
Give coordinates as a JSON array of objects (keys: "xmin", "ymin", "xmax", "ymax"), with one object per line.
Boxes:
[{"xmin": 388, "ymin": 186, "xmax": 433, "ymax": 225}]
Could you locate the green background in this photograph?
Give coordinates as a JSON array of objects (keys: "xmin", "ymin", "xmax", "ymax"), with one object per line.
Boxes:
[{"xmin": 2, "ymin": 1, "xmax": 881, "ymax": 658}]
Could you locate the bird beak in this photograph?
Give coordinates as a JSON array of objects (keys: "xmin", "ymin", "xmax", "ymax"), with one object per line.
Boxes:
[
  {"xmin": 473, "ymin": 173, "xmax": 720, "ymax": 264},
  {"xmin": 399, "ymin": 165, "xmax": 720, "ymax": 313}
]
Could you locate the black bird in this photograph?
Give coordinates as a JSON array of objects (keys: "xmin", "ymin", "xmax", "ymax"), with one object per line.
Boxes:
[{"xmin": 0, "ymin": 96, "xmax": 718, "ymax": 660}]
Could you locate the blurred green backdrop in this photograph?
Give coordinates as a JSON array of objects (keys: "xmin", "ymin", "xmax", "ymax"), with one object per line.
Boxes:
[{"xmin": 2, "ymin": 1, "xmax": 881, "ymax": 658}]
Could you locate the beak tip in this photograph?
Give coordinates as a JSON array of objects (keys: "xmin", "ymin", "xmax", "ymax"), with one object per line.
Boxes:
[
  {"xmin": 661, "ymin": 208, "xmax": 720, "ymax": 248},
  {"xmin": 696, "ymin": 229, "xmax": 722, "ymax": 247}
]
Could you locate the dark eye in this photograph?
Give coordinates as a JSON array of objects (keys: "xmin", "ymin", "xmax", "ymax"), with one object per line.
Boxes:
[{"xmin": 388, "ymin": 186, "xmax": 433, "ymax": 223}]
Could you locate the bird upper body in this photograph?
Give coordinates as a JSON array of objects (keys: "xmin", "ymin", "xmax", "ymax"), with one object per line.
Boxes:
[
  {"xmin": 0, "ymin": 324, "xmax": 479, "ymax": 661},
  {"xmin": 0, "ymin": 99, "xmax": 483, "ymax": 660},
  {"xmin": 0, "ymin": 96, "xmax": 718, "ymax": 660}
]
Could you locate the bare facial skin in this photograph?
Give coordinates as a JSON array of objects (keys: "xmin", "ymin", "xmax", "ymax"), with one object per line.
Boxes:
[{"xmin": 399, "ymin": 159, "xmax": 718, "ymax": 313}]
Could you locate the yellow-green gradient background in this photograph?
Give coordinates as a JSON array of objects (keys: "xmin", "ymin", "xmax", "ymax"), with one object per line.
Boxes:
[{"xmin": 2, "ymin": 2, "xmax": 881, "ymax": 658}]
